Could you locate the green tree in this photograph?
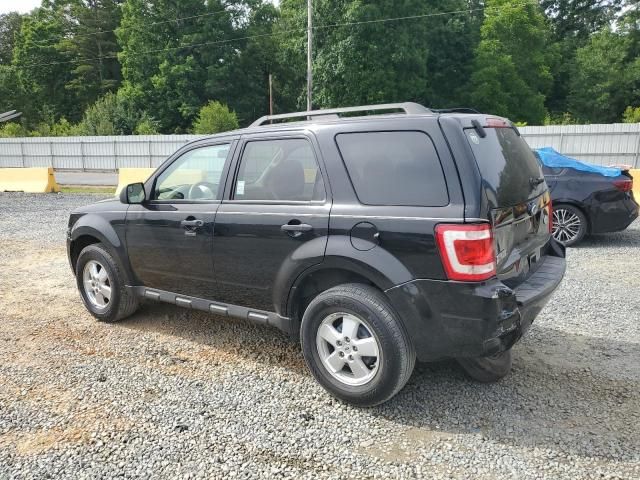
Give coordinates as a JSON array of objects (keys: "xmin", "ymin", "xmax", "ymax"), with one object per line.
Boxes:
[
  {"xmin": 568, "ymin": 29, "xmax": 639, "ymax": 122},
  {"xmin": 192, "ymin": 101, "xmax": 239, "ymax": 134},
  {"xmin": 469, "ymin": 0, "xmax": 553, "ymax": 124},
  {"xmin": 622, "ymin": 105, "xmax": 640, "ymax": 122},
  {"xmin": 0, "ymin": 12, "xmax": 24, "ymax": 65},
  {"xmin": 117, "ymin": 0, "xmax": 239, "ymax": 132},
  {"xmin": 11, "ymin": 5, "xmax": 77, "ymax": 126},
  {"xmin": 77, "ymin": 91, "xmax": 157, "ymax": 135},
  {"xmin": 540, "ymin": 1, "xmax": 623, "ymax": 116},
  {"xmin": 60, "ymin": 0, "xmax": 123, "ymax": 114}
]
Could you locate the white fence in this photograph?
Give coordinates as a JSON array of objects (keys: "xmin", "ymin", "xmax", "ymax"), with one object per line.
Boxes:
[
  {"xmin": 0, "ymin": 123, "xmax": 639, "ymax": 171},
  {"xmin": 0, "ymin": 135, "xmax": 202, "ymax": 170},
  {"xmin": 520, "ymin": 123, "xmax": 640, "ymax": 168}
]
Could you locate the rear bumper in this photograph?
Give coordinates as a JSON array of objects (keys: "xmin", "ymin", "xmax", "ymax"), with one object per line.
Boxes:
[
  {"xmin": 385, "ymin": 241, "xmax": 566, "ymax": 362},
  {"xmin": 589, "ymin": 194, "xmax": 638, "ymax": 234}
]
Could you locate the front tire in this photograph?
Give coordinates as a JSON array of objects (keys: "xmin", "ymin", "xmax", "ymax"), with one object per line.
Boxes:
[
  {"xmin": 457, "ymin": 349, "xmax": 512, "ymax": 383},
  {"xmin": 552, "ymin": 204, "xmax": 587, "ymax": 246},
  {"xmin": 300, "ymin": 283, "xmax": 415, "ymax": 407},
  {"xmin": 75, "ymin": 243, "xmax": 139, "ymax": 322}
]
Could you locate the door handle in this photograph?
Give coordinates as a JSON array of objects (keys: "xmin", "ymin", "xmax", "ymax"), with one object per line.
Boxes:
[
  {"xmin": 181, "ymin": 219, "xmax": 204, "ymax": 228},
  {"xmin": 281, "ymin": 223, "xmax": 313, "ymax": 233}
]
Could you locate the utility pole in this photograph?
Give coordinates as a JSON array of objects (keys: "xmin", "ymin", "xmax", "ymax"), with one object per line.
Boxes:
[
  {"xmin": 307, "ymin": 0, "xmax": 313, "ymax": 112},
  {"xmin": 269, "ymin": 73, "xmax": 273, "ymax": 116}
]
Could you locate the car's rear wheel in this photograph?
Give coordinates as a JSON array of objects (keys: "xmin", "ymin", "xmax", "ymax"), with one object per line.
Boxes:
[
  {"xmin": 552, "ymin": 204, "xmax": 587, "ymax": 246},
  {"xmin": 457, "ymin": 349, "xmax": 512, "ymax": 382},
  {"xmin": 76, "ymin": 243, "xmax": 139, "ymax": 322},
  {"xmin": 300, "ymin": 283, "xmax": 415, "ymax": 407}
]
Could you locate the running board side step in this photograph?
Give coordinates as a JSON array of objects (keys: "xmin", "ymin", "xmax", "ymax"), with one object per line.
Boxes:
[{"xmin": 131, "ymin": 286, "xmax": 291, "ymax": 334}]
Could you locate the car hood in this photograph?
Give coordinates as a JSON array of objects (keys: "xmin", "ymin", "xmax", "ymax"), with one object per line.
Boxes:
[{"xmin": 72, "ymin": 196, "xmax": 124, "ymax": 214}]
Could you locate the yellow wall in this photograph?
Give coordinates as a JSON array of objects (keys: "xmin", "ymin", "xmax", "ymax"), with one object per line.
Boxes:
[
  {"xmin": 630, "ymin": 169, "xmax": 640, "ymax": 201},
  {"xmin": 116, "ymin": 168, "xmax": 155, "ymax": 194},
  {"xmin": 0, "ymin": 167, "xmax": 59, "ymax": 193}
]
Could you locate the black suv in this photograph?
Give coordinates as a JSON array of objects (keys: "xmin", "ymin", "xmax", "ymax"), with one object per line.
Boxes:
[{"xmin": 68, "ymin": 103, "xmax": 566, "ymax": 406}]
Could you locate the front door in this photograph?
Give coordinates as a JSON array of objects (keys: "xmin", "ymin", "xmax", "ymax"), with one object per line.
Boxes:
[
  {"xmin": 213, "ymin": 135, "xmax": 330, "ymax": 312},
  {"xmin": 125, "ymin": 142, "xmax": 233, "ymax": 298}
]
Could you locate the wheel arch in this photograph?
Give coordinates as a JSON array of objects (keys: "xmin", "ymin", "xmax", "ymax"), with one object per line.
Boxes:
[
  {"xmin": 284, "ymin": 259, "xmax": 399, "ymax": 340},
  {"xmin": 69, "ymin": 217, "xmax": 134, "ymax": 282}
]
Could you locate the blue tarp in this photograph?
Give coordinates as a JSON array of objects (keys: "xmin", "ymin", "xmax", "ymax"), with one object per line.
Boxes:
[{"xmin": 535, "ymin": 147, "xmax": 621, "ymax": 178}]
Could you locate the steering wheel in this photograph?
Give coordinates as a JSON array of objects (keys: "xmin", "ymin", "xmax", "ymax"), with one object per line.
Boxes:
[{"xmin": 187, "ymin": 182, "xmax": 216, "ymax": 200}]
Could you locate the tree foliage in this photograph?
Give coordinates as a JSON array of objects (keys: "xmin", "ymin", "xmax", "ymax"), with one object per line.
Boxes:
[
  {"xmin": 469, "ymin": 0, "xmax": 553, "ymax": 124},
  {"xmin": 0, "ymin": 0, "xmax": 638, "ymax": 137},
  {"xmin": 192, "ymin": 101, "xmax": 239, "ymax": 134}
]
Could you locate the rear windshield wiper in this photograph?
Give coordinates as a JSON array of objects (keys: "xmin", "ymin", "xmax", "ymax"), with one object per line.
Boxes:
[{"xmin": 530, "ymin": 177, "xmax": 545, "ymax": 188}]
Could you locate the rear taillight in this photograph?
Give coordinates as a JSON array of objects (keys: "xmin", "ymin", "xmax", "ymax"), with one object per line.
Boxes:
[
  {"xmin": 613, "ymin": 179, "xmax": 633, "ymax": 192},
  {"xmin": 547, "ymin": 200, "xmax": 553, "ymax": 234},
  {"xmin": 435, "ymin": 224, "xmax": 496, "ymax": 282}
]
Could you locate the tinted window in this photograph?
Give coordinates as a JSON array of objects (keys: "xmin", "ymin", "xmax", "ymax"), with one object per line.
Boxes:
[
  {"xmin": 154, "ymin": 144, "xmax": 229, "ymax": 200},
  {"xmin": 234, "ymin": 139, "xmax": 324, "ymax": 201},
  {"xmin": 335, "ymin": 131, "xmax": 448, "ymax": 206},
  {"xmin": 466, "ymin": 128, "xmax": 545, "ymax": 206}
]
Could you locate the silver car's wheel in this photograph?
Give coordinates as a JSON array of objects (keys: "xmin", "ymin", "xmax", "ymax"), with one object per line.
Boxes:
[
  {"xmin": 82, "ymin": 260, "xmax": 112, "ymax": 309},
  {"xmin": 552, "ymin": 205, "xmax": 587, "ymax": 246},
  {"xmin": 316, "ymin": 312, "xmax": 380, "ymax": 386}
]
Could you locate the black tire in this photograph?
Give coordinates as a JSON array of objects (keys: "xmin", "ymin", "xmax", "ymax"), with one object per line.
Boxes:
[
  {"xmin": 75, "ymin": 243, "xmax": 139, "ymax": 322},
  {"xmin": 457, "ymin": 349, "xmax": 512, "ymax": 383},
  {"xmin": 300, "ymin": 283, "xmax": 416, "ymax": 407},
  {"xmin": 552, "ymin": 203, "xmax": 587, "ymax": 247}
]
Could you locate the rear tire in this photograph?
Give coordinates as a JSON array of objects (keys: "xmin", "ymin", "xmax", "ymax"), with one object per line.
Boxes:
[
  {"xmin": 457, "ymin": 349, "xmax": 512, "ymax": 383},
  {"xmin": 76, "ymin": 243, "xmax": 139, "ymax": 322},
  {"xmin": 552, "ymin": 204, "xmax": 587, "ymax": 246},
  {"xmin": 300, "ymin": 284, "xmax": 415, "ymax": 407}
]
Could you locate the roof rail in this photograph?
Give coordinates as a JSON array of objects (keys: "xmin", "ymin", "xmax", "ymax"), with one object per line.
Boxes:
[
  {"xmin": 431, "ymin": 107, "xmax": 480, "ymax": 114},
  {"xmin": 250, "ymin": 102, "xmax": 431, "ymax": 127}
]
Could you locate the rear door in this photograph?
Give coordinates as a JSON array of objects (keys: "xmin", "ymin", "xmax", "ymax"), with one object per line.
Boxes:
[
  {"xmin": 464, "ymin": 124, "xmax": 552, "ymax": 283},
  {"xmin": 212, "ymin": 133, "xmax": 331, "ymax": 312}
]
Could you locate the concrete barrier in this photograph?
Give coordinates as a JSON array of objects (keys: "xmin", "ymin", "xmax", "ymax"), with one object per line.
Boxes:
[
  {"xmin": 116, "ymin": 168, "xmax": 155, "ymax": 194},
  {"xmin": 0, "ymin": 167, "xmax": 59, "ymax": 193},
  {"xmin": 630, "ymin": 169, "xmax": 640, "ymax": 200}
]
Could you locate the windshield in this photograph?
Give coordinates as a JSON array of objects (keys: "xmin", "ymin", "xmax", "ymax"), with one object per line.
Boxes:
[{"xmin": 465, "ymin": 127, "xmax": 545, "ymax": 206}]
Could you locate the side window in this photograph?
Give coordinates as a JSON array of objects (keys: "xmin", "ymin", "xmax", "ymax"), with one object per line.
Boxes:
[
  {"xmin": 233, "ymin": 138, "xmax": 324, "ymax": 202},
  {"xmin": 154, "ymin": 144, "xmax": 230, "ymax": 200},
  {"xmin": 335, "ymin": 131, "xmax": 449, "ymax": 207}
]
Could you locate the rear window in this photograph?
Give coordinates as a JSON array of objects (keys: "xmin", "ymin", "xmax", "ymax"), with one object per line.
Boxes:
[
  {"xmin": 465, "ymin": 127, "xmax": 545, "ymax": 206},
  {"xmin": 335, "ymin": 131, "xmax": 449, "ymax": 206}
]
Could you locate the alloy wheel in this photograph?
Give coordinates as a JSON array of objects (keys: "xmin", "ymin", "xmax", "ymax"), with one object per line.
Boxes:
[
  {"xmin": 552, "ymin": 208, "xmax": 581, "ymax": 244},
  {"xmin": 82, "ymin": 260, "xmax": 112, "ymax": 309},
  {"xmin": 315, "ymin": 312, "xmax": 380, "ymax": 386}
]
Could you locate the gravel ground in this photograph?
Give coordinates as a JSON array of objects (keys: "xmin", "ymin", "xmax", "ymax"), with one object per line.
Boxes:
[{"xmin": 0, "ymin": 192, "xmax": 638, "ymax": 479}]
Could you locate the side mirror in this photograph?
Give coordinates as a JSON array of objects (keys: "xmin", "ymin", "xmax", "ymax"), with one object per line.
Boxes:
[{"xmin": 120, "ymin": 182, "xmax": 146, "ymax": 204}]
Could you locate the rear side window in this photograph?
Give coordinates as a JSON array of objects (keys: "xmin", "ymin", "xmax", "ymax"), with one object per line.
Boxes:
[
  {"xmin": 335, "ymin": 131, "xmax": 449, "ymax": 206},
  {"xmin": 233, "ymin": 138, "xmax": 325, "ymax": 202},
  {"xmin": 466, "ymin": 127, "xmax": 545, "ymax": 206}
]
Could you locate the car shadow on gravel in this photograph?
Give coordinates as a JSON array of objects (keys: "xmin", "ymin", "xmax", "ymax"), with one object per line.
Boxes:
[
  {"xmin": 117, "ymin": 303, "xmax": 639, "ymax": 462},
  {"xmin": 118, "ymin": 302, "xmax": 308, "ymax": 375},
  {"xmin": 368, "ymin": 325, "xmax": 639, "ymax": 461}
]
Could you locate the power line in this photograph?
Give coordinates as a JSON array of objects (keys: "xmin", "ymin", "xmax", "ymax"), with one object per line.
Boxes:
[
  {"xmin": 31, "ymin": 5, "xmax": 240, "ymax": 45},
  {"xmin": 20, "ymin": 3, "xmax": 524, "ymax": 69}
]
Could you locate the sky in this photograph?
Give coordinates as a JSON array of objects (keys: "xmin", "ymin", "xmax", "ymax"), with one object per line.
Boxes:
[
  {"xmin": 0, "ymin": 0, "xmax": 41, "ymax": 15},
  {"xmin": 1, "ymin": 0, "xmax": 279, "ymax": 15}
]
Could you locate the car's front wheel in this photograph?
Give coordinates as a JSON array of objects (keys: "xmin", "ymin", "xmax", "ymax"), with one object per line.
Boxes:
[
  {"xmin": 75, "ymin": 243, "xmax": 139, "ymax": 322},
  {"xmin": 300, "ymin": 283, "xmax": 415, "ymax": 407},
  {"xmin": 552, "ymin": 204, "xmax": 587, "ymax": 246}
]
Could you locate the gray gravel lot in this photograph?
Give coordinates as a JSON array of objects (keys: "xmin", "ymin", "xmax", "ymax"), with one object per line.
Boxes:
[{"xmin": 0, "ymin": 192, "xmax": 639, "ymax": 479}]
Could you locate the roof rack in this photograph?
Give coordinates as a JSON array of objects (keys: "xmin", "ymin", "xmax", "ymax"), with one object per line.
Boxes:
[
  {"xmin": 431, "ymin": 107, "xmax": 480, "ymax": 114},
  {"xmin": 250, "ymin": 102, "xmax": 431, "ymax": 127}
]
